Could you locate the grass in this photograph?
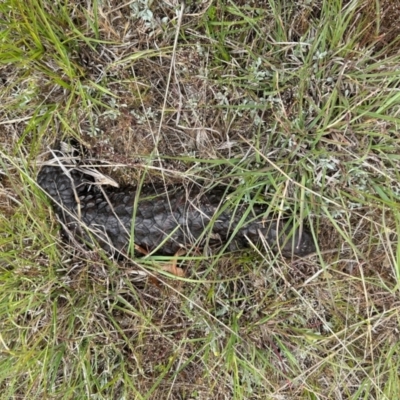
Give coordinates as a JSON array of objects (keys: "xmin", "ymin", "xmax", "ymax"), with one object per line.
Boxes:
[{"xmin": 1, "ymin": 0, "xmax": 400, "ymax": 398}]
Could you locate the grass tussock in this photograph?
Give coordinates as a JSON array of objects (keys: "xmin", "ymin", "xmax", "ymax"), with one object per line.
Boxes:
[{"xmin": 1, "ymin": 0, "xmax": 400, "ymax": 398}]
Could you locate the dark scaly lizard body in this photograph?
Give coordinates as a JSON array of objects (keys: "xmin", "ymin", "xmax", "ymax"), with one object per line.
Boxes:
[{"xmin": 37, "ymin": 152, "xmax": 316, "ymax": 258}]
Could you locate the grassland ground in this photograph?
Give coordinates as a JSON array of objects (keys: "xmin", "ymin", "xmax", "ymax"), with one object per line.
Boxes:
[{"xmin": 1, "ymin": 0, "xmax": 400, "ymax": 398}]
